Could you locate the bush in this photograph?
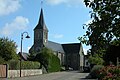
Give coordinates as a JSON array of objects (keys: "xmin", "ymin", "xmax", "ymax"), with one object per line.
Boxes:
[
  {"xmin": 89, "ymin": 65, "xmax": 104, "ymax": 79},
  {"xmin": 98, "ymin": 65, "xmax": 120, "ymax": 80},
  {"xmin": 0, "ymin": 56, "xmax": 6, "ymax": 64},
  {"xmin": 21, "ymin": 61, "xmax": 40, "ymax": 69},
  {"xmin": 88, "ymin": 54, "xmax": 104, "ymax": 65},
  {"xmin": 8, "ymin": 60, "xmax": 40, "ymax": 70},
  {"xmin": 48, "ymin": 54, "xmax": 61, "ymax": 72},
  {"xmin": 8, "ymin": 60, "xmax": 19, "ymax": 70},
  {"xmin": 35, "ymin": 47, "xmax": 61, "ymax": 73}
]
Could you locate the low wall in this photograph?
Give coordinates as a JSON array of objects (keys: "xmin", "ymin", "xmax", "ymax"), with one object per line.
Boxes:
[{"xmin": 8, "ymin": 69, "xmax": 42, "ymax": 78}]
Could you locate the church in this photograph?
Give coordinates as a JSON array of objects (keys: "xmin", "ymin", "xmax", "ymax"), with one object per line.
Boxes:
[{"xmin": 29, "ymin": 8, "xmax": 84, "ymax": 71}]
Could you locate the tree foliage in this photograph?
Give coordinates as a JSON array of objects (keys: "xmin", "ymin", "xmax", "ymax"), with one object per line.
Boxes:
[
  {"xmin": 88, "ymin": 54, "xmax": 104, "ymax": 65},
  {"xmin": 79, "ymin": 0, "xmax": 120, "ymax": 55},
  {"xmin": 29, "ymin": 47, "xmax": 61, "ymax": 72},
  {"xmin": 0, "ymin": 56, "xmax": 6, "ymax": 64},
  {"xmin": 103, "ymin": 44, "xmax": 120, "ymax": 65},
  {"xmin": 0, "ymin": 37, "xmax": 18, "ymax": 61},
  {"xmin": 48, "ymin": 52, "xmax": 61, "ymax": 72},
  {"xmin": 35, "ymin": 47, "xmax": 52, "ymax": 70}
]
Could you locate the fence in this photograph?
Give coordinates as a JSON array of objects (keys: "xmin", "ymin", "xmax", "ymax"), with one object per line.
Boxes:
[{"xmin": 0, "ymin": 64, "xmax": 7, "ymax": 78}]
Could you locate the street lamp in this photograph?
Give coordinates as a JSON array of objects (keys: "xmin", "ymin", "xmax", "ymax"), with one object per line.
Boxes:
[{"xmin": 20, "ymin": 32, "xmax": 30, "ymax": 77}]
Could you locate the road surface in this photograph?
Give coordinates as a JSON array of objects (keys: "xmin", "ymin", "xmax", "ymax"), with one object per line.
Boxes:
[{"xmin": 2, "ymin": 71, "xmax": 95, "ymax": 80}]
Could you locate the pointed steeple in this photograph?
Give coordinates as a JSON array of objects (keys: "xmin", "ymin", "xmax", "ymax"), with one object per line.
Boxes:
[
  {"xmin": 34, "ymin": 8, "xmax": 48, "ymax": 31},
  {"xmin": 39, "ymin": 8, "xmax": 44, "ymax": 27}
]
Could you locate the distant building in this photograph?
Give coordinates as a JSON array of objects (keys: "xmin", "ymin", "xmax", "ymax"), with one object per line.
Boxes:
[
  {"xmin": 29, "ymin": 8, "xmax": 84, "ymax": 71},
  {"xmin": 84, "ymin": 55, "xmax": 90, "ymax": 72},
  {"xmin": 18, "ymin": 52, "xmax": 29, "ymax": 61}
]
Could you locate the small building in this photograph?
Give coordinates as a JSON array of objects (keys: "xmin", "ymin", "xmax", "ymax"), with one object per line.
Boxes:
[
  {"xmin": 29, "ymin": 8, "xmax": 85, "ymax": 71},
  {"xmin": 18, "ymin": 52, "xmax": 29, "ymax": 61}
]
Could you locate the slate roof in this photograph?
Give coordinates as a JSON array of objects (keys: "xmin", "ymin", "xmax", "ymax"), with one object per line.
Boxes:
[
  {"xmin": 18, "ymin": 52, "xmax": 29, "ymax": 61},
  {"xmin": 34, "ymin": 8, "xmax": 48, "ymax": 31},
  {"xmin": 62, "ymin": 43, "xmax": 81, "ymax": 54},
  {"xmin": 46, "ymin": 41, "xmax": 65, "ymax": 53},
  {"xmin": 45, "ymin": 41, "xmax": 81, "ymax": 54}
]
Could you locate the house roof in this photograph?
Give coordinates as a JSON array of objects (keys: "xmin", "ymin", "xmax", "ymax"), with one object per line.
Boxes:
[
  {"xmin": 46, "ymin": 41, "xmax": 65, "ymax": 53},
  {"xmin": 62, "ymin": 43, "xmax": 81, "ymax": 54},
  {"xmin": 18, "ymin": 52, "xmax": 29, "ymax": 61}
]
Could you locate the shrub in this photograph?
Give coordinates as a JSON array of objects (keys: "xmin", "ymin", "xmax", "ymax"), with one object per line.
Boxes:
[
  {"xmin": 48, "ymin": 54, "xmax": 61, "ymax": 72},
  {"xmin": 21, "ymin": 61, "xmax": 40, "ymax": 69},
  {"xmin": 98, "ymin": 65, "xmax": 120, "ymax": 80},
  {"xmin": 8, "ymin": 60, "xmax": 19, "ymax": 70},
  {"xmin": 89, "ymin": 65, "xmax": 104, "ymax": 79},
  {"xmin": 35, "ymin": 47, "xmax": 61, "ymax": 73},
  {"xmin": 0, "ymin": 56, "xmax": 6, "ymax": 64},
  {"xmin": 8, "ymin": 60, "xmax": 40, "ymax": 70},
  {"xmin": 88, "ymin": 54, "xmax": 104, "ymax": 65}
]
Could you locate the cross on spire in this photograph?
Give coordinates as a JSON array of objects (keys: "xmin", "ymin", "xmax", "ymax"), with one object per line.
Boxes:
[
  {"xmin": 34, "ymin": 1, "xmax": 48, "ymax": 31},
  {"xmin": 41, "ymin": 0, "xmax": 43, "ymax": 8}
]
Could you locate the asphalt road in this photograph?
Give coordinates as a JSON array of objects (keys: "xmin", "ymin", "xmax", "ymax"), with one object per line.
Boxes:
[{"xmin": 2, "ymin": 71, "xmax": 95, "ymax": 80}]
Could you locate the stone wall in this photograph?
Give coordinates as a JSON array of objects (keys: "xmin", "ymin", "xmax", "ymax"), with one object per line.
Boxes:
[{"xmin": 8, "ymin": 69, "xmax": 42, "ymax": 78}]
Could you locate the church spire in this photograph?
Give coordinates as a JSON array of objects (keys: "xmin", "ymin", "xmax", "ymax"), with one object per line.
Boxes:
[
  {"xmin": 34, "ymin": 0, "xmax": 48, "ymax": 30},
  {"xmin": 34, "ymin": 8, "xmax": 46, "ymax": 30},
  {"xmin": 39, "ymin": 8, "xmax": 44, "ymax": 26}
]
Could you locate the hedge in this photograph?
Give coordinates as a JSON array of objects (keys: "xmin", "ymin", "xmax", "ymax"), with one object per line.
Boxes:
[
  {"xmin": 34, "ymin": 47, "xmax": 61, "ymax": 73},
  {"xmin": 8, "ymin": 60, "xmax": 40, "ymax": 70},
  {"xmin": 48, "ymin": 54, "xmax": 61, "ymax": 72}
]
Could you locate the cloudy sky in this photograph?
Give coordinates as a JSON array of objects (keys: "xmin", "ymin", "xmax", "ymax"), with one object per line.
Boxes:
[{"xmin": 0, "ymin": 0, "xmax": 91, "ymax": 54}]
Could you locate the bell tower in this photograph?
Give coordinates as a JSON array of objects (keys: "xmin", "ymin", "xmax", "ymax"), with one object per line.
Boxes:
[
  {"xmin": 34, "ymin": 8, "xmax": 48, "ymax": 52},
  {"xmin": 29, "ymin": 8, "xmax": 48, "ymax": 53}
]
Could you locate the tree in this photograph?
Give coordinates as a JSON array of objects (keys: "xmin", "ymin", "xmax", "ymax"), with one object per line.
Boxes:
[
  {"xmin": 0, "ymin": 56, "xmax": 6, "ymax": 64},
  {"xmin": 35, "ymin": 47, "xmax": 52, "ymax": 70},
  {"xmin": 79, "ymin": 0, "xmax": 120, "ymax": 55},
  {"xmin": 104, "ymin": 44, "xmax": 120, "ymax": 65},
  {"xmin": 88, "ymin": 54, "xmax": 104, "ymax": 65},
  {"xmin": 0, "ymin": 37, "xmax": 18, "ymax": 61},
  {"xmin": 28, "ymin": 51, "xmax": 36, "ymax": 61},
  {"xmin": 31, "ymin": 47, "xmax": 61, "ymax": 72}
]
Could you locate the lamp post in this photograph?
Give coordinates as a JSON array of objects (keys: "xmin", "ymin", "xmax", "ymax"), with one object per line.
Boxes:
[{"xmin": 20, "ymin": 32, "xmax": 30, "ymax": 77}]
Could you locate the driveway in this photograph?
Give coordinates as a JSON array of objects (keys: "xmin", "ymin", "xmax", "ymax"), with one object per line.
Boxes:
[{"xmin": 2, "ymin": 71, "xmax": 95, "ymax": 80}]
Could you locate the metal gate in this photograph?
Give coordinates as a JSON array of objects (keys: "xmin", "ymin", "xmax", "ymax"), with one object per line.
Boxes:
[{"xmin": 0, "ymin": 64, "xmax": 7, "ymax": 78}]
